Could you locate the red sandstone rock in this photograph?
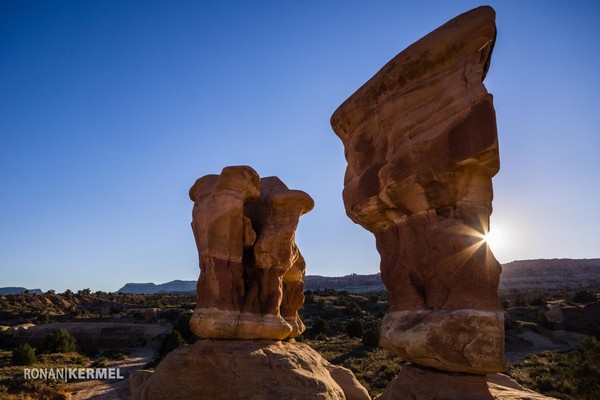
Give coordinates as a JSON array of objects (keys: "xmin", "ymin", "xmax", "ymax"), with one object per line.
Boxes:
[
  {"xmin": 189, "ymin": 166, "xmax": 313, "ymax": 340},
  {"xmin": 331, "ymin": 6, "xmax": 504, "ymax": 373}
]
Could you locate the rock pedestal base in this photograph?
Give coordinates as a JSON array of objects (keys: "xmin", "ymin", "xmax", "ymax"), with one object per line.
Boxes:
[
  {"xmin": 380, "ymin": 309, "xmax": 505, "ymax": 373},
  {"xmin": 376, "ymin": 365, "xmax": 556, "ymax": 400},
  {"xmin": 130, "ymin": 339, "xmax": 370, "ymax": 400}
]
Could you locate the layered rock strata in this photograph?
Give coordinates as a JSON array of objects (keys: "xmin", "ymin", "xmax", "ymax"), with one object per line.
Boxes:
[
  {"xmin": 188, "ymin": 166, "xmax": 313, "ymax": 340},
  {"xmin": 331, "ymin": 6, "xmax": 504, "ymax": 373}
]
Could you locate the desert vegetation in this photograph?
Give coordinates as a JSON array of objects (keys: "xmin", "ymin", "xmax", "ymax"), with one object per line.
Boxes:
[{"xmin": 0, "ymin": 285, "xmax": 598, "ymax": 398}]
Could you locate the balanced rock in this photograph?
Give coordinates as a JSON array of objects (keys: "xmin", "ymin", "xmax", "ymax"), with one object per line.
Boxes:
[
  {"xmin": 331, "ymin": 6, "xmax": 504, "ymax": 373},
  {"xmin": 189, "ymin": 166, "xmax": 314, "ymax": 340},
  {"xmin": 130, "ymin": 340, "xmax": 370, "ymax": 400}
]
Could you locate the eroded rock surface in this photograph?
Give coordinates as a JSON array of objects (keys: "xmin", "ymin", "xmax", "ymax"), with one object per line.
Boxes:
[
  {"xmin": 130, "ymin": 340, "xmax": 370, "ymax": 400},
  {"xmin": 375, "ymin": 366, "xmax": 557, "ymax": 400},
  {"xmin": 331, "ymin": 6, "xmax": 504, "ymax": 373},
  {"xmin": 189, "ymin": 166, "xmax": 313, "ymax": 340}
]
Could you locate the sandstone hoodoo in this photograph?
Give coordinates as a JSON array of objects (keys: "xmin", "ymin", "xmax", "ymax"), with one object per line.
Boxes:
[
  {"xmin": 188, "ymin": 166, "xmax": 314, "ymax": 340},
  {"xmin": 131, "ymin": 166, "xmax": 370, "ymax": 400},
  {"xmin": 331, "ymin": 6, "xmax": 504, "ymax": 374}
]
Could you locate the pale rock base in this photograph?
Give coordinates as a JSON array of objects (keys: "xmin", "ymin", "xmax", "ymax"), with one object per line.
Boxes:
[
  {"xmin": 380, "ymin": 309, "xmax": 505, "ymax": 373},
  {"xmin": 130, "ymin": 339, "xmax": 370, "ymax": 400},
  {"xmin": 190, "ymin": 307, "xmax": 293, "ymax": 340},
  {"xmin": 376, "ymin": 365, "xmax": 557, "ymax": 400}
]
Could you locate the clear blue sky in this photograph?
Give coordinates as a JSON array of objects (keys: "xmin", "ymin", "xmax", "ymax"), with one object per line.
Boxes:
[{"xmin": 1, "ymin": 1, "xmax": 599, "ymax": 292}]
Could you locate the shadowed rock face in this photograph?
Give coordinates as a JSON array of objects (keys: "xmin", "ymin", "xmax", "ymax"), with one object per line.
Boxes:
[
  {"xmin": 189, "ymin": 166, "xmax": 313, "ymax": 340},
  {"xmin": 331, "ymin": 6, "xmax": 504, "ymax": 373}
]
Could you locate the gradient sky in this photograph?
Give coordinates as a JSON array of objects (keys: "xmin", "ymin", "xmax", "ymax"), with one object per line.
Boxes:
[{"xmin": 1, "ymin": 1, "xmax": 599, "ymax": 292}]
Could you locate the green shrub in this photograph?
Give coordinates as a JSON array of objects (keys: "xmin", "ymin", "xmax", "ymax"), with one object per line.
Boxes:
[
  {"xmin": 158, "ymin": 330, "xmax": 184, "ymax": 359},
  {"xmin": 40, "ymin": 329, "xmax": 77, "ymax": 354},
  {"xmin": 321, "ymin": 307, "xmax": 336, "ymax": 320},
  {"xmin": 91, "ymin": 356, "xmax": 108, "ymax": 368},
  {"xmin": 315, "ymin": 298, "xmax": 327, "ymax": 309},
  {"xmin": 572, "ymin": 290, "xmax": 597, "ymax": 304},
  {"xmin": 529, "ymin": 296, "xmax": 546, "ymax": 306},
  {"xmin": 312, "ymin": 318, "xmax": 329, "ymax": 335},
  {"xmin": 304, "ymin": 290, "xmax": 314, "ymax": 303},
  {"xmin": 508, "ymin": 336, "xmax": 600, "ymax": 399},
  {"xmin": 0, "ymin": 329, "xmax": 15, "ymax": 350},
  {"xmin": 346, "ymin": 318, "xmax": 364, "ymax": 339},
  {"xmin": 37, "ymin": 313, "xmax": 50, "ymax": 324},
  {"xmin": 512, "ymin": 296, "xmax": 527, "ymax": 307},
  {"xmin": 13, "ymin": 343, "xmax": 36, "ymax": 366},
  {"xmin": 362, "ymin": 328, "xmax": 379, "ymax": 347},
  {"xmin": 173, "ymin": 314, "xmax": 197, "ymax": 343}
]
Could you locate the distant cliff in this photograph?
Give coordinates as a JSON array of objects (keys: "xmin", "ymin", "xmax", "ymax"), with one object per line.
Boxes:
[
  {"xmin": 0, "ymin": 287, "xmax": 43, "ymax": 295},
  {"xmin": 117, "ymin": 280, "xmax": 196, "ymax": 294},
  {"xmin": 115, "ymin": 258, "xmax": 600, "ymax": 294},
  {"xmin": 500, "ymin": 258, "xmax": 600, "ymax": 289}
]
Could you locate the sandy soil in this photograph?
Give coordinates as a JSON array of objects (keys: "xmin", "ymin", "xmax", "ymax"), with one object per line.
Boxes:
[
  {"xmin": 69, "ymin": 347, "xmax": 154, "ymax": 400},
  {"xmin": 506, "ymin": 330, "xmax": 586, "ymax": 362}
]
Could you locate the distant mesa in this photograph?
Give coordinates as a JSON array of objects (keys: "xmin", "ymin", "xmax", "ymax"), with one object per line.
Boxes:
[
  {"xmin": 114, "ymin": 258, "xmax": 600, "ymax": 295},
  {"xmin": 117, "ymin": 280, "xmax": 196, "ymax": 294},
  {"xmin": 0, "ymin": 287, "xmax": 43, "ymax": 295}
]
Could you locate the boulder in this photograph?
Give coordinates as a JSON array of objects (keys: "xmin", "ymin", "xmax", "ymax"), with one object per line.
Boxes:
[
  {"xmin": 330, "ymin": 6, "xmax": 504, "ymax": 373},
  {"xmin": 130, "ymin": 340, "xmax": 370, "ymax": 400}
]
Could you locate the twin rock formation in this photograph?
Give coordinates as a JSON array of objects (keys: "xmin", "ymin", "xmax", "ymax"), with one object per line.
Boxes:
[
  {"xmin": 132, "ymin": 167, "xmax": 370, "ymax": 400},
  {"xmin": 188, "ymin": 166, "xmax": 312, "ymax": 340},
  {"xmin": 132, "ymin": 6, "xmax": 551, "ymax": 400}
]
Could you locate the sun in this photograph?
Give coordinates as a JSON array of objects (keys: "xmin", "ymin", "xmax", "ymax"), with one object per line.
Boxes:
[{"xmin": 483, "ymin": 227, "xmax": 504, "ymax": 252}]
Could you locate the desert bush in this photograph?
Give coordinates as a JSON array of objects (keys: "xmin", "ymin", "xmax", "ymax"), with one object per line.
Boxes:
[
  {"xmin": 512, "ymin": 296, "xmax": 527, "ymax": 307},
  {"xmin": 509, "ymin": 336, "xmax": 600, "ymax": 399},
  {"xmin": 362, "ymin": 328, "xmax": 379, "ymax": 347},
  {"xmin": 315, "ymin": 333, "xmax": 327, "ymax": 341},
  {"xmin": 12, "ymin": 343, "xmax": 36, "ymax": 366},
  {"xmin": 37, "ymin": 313, "xmax": 50, "ymax": 324},
  {"xmin": 312, "ymin": 318, "xmax": 329, "ymax": 335},
  {"xmin": 321, "ymin": 306, "xmax": 336, "ymax": 320},
  {"xmin": 173, "ymin": 314, "xmax": 198, "ymax": 343},
  {"xmin": 314, "ymin": 298, "xmax": 326, "ymax": 310},
  {"xmin": 158, "ymin": 330, "xmax": 184, "ymax": 359},
  {"xmin": 0, "ymin": 329, "xmax": 15, "ymax": 350},
  {"xmin": 572, "ymin": 290, "xmax": 597, "ymax": 304},
  {"xmin": 40, "ymin": 329, "xmax": 76, "ymax": 354},
  {"xmin": 529, "ymin": 296, "xmax": 546, "ymax": 306},
  {"xmin": 346, "ymin": 318, "xmax": 364, "ymax": 339},
  {"xmin": 304, "ymin": 290, "xmax": 314, "ymax": 303},
  {"xmin": 334, "ymin": 296, "xmax": 349, "ymax": 307},
  {"xmin": 344, "ymin": 301, "xmax": 363, "ymax": 317},
  {"xmin": 91, "ymin": 356, "xmax": 108, "ymax": 368}
]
